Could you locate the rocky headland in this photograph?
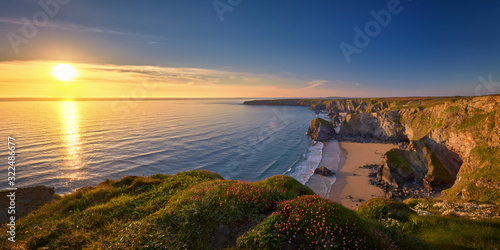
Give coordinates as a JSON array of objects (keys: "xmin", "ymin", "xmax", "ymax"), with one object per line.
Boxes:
[
  {"xmin": 245, "ymin": 95, "xmax": 500, "ymax": 204},
  {"xmin": 306, "ymin": 117, "xmax": 336, "ymax": 141}
]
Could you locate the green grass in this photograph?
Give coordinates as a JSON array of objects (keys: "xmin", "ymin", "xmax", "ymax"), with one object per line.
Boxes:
[
  {"xmin": 430, "ymin": 119, "xmax": 445, "ymax": 130},
  {"xmin": 403, "ymin": 215, "xmax": 500, "ymax": 250},
  {"xmin": 454, "ymin": 111, "xmax": 495, "ymax": 130},
  {"xmin": 444, "ymin": 105, "xmax": 461, "ymax": 113},
  {"xmin": 360, "ymin": 198, "xmax": 500, "ymax": 249},
  {"xmin": 144, "ymin": 177, "xmax": 313, "ymax": 249},
  {"xmin": 443, "ymin": 143, "xmax": 500, "ymax": 203},
  {"xmin": 356, "ymin": 198, "xmax": 415, "ymax": 221},
  {"xmin": 0, "ymin": 170, "xmax": 225, "ymax": 249},
  {"xmin": 313, "ymin": 118, "xmax": 333, "ymax": 127},
  {"xmin": 2, "ymin": 171, "xmax": 498, "ymax": 249},
  {"xmin": 0, "ymin": 171, "xmax": 317, "ymax": 249},
  {"xmin": 471, "ymin": 142, "xmax": 500, "ymax": 167}
]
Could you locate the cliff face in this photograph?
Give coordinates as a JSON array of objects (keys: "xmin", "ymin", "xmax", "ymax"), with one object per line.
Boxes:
[
  {"xmin": 332, "ymin": 96, "xmax": 500, "ymax": 202},
  {"xmin": 244, "ymin": 95, "xmax": 500, "ymax": 203},
  {"xmin": 307, "ymin": 118, "xmax": 336, "ymax": 141}
]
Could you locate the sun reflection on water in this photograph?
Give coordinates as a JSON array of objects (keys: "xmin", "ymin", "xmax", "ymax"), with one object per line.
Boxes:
[{"xmin": 60, "ymin": 101, "xmax": 83, "ymax": 181}]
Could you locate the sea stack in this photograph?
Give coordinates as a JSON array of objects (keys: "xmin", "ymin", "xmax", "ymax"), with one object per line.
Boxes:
[{"xmin": 307, "ymin": 118, "xmax": 336, "ymax": 141}]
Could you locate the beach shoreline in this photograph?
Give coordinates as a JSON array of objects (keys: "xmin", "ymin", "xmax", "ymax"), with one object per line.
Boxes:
[
  {"xmin": 327, "ymin": 141, "xmax": 398, "ymax": 210},
  {"xmin": 304, "ymin": 141, "xmax": 345, "ymax": 197}
]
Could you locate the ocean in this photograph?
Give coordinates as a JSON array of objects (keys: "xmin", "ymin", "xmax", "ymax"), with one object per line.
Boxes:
[{"xmin": 0, "ymin": 99, "xmax": 338, "ymax": 195}]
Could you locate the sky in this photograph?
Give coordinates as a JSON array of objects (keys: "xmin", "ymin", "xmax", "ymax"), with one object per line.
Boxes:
[{"xmin": 1, "ymin": 0, "xmax": 500, "ymax": 98}]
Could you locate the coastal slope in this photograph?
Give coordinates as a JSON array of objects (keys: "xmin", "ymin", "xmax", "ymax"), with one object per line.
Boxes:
[{"xmin": 1, "ymin": 170, "xmax": 417, "ymax": 249}]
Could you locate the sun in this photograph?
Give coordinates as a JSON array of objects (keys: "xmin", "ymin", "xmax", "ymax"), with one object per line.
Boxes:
[{"xmin": 52, "ymin": 64, "xmax": 78, "ymax": 81}]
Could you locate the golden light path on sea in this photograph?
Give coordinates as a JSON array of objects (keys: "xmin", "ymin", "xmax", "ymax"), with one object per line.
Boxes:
[{"xmin": 60, "ymin": 101, "xmax": 83, "ymax": 182}]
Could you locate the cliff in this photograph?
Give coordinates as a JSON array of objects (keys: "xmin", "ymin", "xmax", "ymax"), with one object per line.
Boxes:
[
  {"xmin": 245, "ymin": 95, "xmax": 500, "ymax": 203},
  {"xmin": 338, "ymin": 96, "xmax": 500, "ymax": 203}
]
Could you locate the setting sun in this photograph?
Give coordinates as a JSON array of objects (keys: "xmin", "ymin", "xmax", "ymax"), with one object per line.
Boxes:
[{"xmin": 52, "ymin": 64, "xmax": 78, "ymax": 81}]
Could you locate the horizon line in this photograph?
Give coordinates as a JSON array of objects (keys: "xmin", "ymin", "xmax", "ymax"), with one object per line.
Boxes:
[{"xmin": 0, "ymin": 94, "xmax": 495, "ymax": 102}]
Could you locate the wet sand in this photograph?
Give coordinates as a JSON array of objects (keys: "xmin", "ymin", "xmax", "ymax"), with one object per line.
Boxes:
[
  {"xmin": 305, "ymin": 141, "xmax": 345, "ymax": 197},
  {"xmin": 328, "ymin": 142, "xmax": 397, "ymax": 210}
]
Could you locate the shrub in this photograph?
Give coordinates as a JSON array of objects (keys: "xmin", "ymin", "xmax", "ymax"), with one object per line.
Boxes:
[{"xmin": 356, "ymin": 198, "xmax": 415, "ymax": 221}]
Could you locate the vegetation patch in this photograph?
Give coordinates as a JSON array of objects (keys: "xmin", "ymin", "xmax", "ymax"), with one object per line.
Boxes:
[
  {"xmin": 237, "ymin": 195, "xmax": 398, "ymax": 249},
  {"xmin": 454, "ymin": 111, "xmax": 494, "ymax": 130},
  {"xmin": 0, "ymin": 172, "xmax": 317, "ymax": 249},
  {"xmin": 357, "ymin": 198, "xmax": 415, "ymax": 222},
  {"xmin": 444, "ymin": 105, "xmax": 461, "ymax": 113},
  {"xmin": 430, "ymin": 119, "xmax": 444, "ymax": 130},
  {"xmin": 314, "ymin": 117, "xmax": 333, "ymax": 127},
  {"xmin": 145, "ymin": 177, "xmax": 313, "ymax": 249},
  {"xmin": 442, "ymin": 142, "xmax": 500, "ymax": 203},
  {"xmin": 386, "ymin": 149, "xmax": 412, "ymax": 172},
  {"xmin": 402, "ymin": 215, "xmax": 500, "ymax": 249}
]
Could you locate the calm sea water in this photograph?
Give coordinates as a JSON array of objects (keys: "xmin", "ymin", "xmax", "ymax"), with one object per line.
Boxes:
[{"xmin": 0, "ymin": 99, "xmax": 336, "ymax": 194}]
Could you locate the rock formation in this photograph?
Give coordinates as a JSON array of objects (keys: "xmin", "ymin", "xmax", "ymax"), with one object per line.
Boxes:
[
  {"xmin": 314, "ymin": 166, "xmax": 336, "ymax": 176},
  {"xmin": 307, "ymin": 118, "xmax": 336, "ymax": 141},
  {"xmin": 0, "ymin": 186, "xmax": 55, "ymax": 224},
  {"xmin": 246, "ymin": 95, "xmax": 500, "ymax": 203}
]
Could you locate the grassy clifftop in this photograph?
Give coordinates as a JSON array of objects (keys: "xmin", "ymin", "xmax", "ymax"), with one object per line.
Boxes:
[
  {"xmin": 1, "ymin": 170, "xmax": 408, "ymax": 249},
  {"xmin": 2, "ymin": 170, "xmax": 499, "ymax": 249}
]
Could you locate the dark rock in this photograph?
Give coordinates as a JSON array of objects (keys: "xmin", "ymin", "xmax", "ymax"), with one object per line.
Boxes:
[
  {"xmin": 314, "ymin": 166, "xmax": 336, "ymax": 176},
  {"xmin": 0, "ymin": 186, "xmax": 55, "ymax": 224},
  {"xmin": 307, "ymin": 118, "xmax": 336, "ymax": 141}
]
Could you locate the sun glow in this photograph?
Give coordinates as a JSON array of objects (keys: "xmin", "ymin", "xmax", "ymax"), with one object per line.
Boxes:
[{"xmin": 52, "ymin": 64, "xmax": 78, "ymax": 81}]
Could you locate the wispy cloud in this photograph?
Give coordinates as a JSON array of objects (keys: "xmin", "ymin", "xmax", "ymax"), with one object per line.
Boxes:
[
  {"xmin": 303, "ymin": 80, "xmax": 328, "ymax": 89},
  {"xmin": 0, "ymin": 18, "xmax": 153, "ymax": 39},
  {"xmin": 0, "ymin": 60, "xmax": 363, "ymax": 98}
]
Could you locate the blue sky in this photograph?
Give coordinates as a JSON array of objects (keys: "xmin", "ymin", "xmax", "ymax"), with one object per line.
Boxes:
[{"xmin": 1, "ymin": 0, "xmax": 499, "ymax": 98}]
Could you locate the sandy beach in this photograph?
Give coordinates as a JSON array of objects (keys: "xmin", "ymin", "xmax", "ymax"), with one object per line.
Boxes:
[{"xmin": 326, "ymin": 141, "xmax": 397, "ymax": 210}]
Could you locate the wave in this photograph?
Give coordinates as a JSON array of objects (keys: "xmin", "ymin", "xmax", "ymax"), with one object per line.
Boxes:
[{"xmin": 288, "ymin": 141, "xmax": 324, "ymax": 184}]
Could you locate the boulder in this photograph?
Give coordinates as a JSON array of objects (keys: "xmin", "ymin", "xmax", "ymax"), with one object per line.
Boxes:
[
  {"xmin": 307, "ymin": 118, "xmax": 336, "ymax": 141},
  {"xmin": 314, "ymin": 166, "xmax": 336, "ymax": 176},
  {"xmin": 0, "ymin": 186, "xmax": 55, "ymax": 224}
]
